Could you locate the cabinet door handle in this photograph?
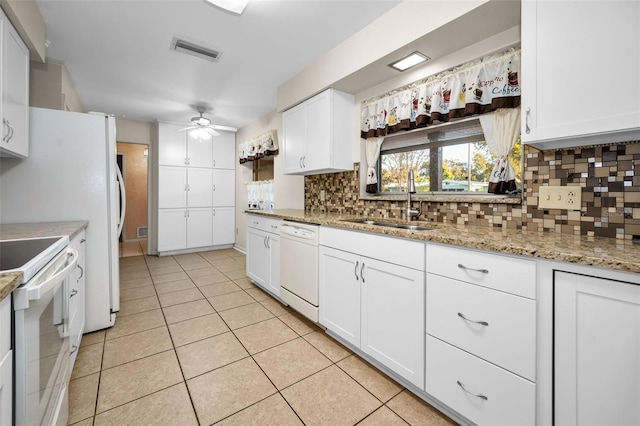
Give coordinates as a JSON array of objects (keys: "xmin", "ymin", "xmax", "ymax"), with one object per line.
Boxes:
[
  {"xmin": 302, "ymin": 156, "xmax": 306, "ymax": 168},
  {"xmin": 213, "ymin": 159, "xmax": 216, "ymax": 167},
  {"xmin": 77, "ymin": 265, "xmax": 84, "ymax": 280},
  {"xmin": 81, "ymin": 239, "xmax": 86, "ymax": 243},
  {"xmin": 457, "ymin": 380, "xmax": 488, "ymax": 400},
  {"xmin": 299, "ymin": 157, "xmax": 303, "ymax": 168},
  {"xmin": 70, "ymin": 289, "xmax": 78, "ymax": 298},
  {"xmin": 457, "ymin": 264, "xmax": 489, "ymax": 274},
  {"xmin": 70, "ymin": 345, "xmax": 79, "ymax": 356},
  {"xmin": 266, "ymin": 236, "xmax": 270, "ymax": 249},
  {"xmin": 253, "ymin": 221, "xmax": 259, "ymax": 225},
  {"xmin": 213, "ymin": 209, "xmax": 216, "ymax": 217},
  {"xmin": 2, "ymin": 118, "xmax": 10, "ymax": 142},
  {"xmin": 525, "ymin": 107, "xmax": 531, "ymax": 134},
  {"xmin": 213, "ymin": 184, "xmax": 216, "ymax": 192},
  {"xmin": 457, "ymin": 312, "xmax": 489, "ymax": 326},
  {"xmin": 264, "ymin": 236, "xmax": 268, "ymax": 248},
  {"xmin": 361, "ymin": 262, "xmax": 365, "ymax": 283},
  {"xmin": 7, "ymin": 123, "xmax": 13, "ymax": 142},
  {"xmin": 354, "ymin": 261, "xmax": 359, "ymax": 281},
  {"xmin": 185, "ymin": 158, "xmax": 190, "ymax": 165}
]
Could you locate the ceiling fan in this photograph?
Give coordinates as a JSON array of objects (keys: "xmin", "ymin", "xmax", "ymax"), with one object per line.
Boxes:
[{"xmin": 179, "ymin": 106, "xmax": 237, "ymax": 140}]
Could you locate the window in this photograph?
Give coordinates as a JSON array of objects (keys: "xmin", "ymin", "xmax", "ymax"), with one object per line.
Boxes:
[{"xmin": 377, "ymin": 120, "xmax": 522, "ymax": 195}]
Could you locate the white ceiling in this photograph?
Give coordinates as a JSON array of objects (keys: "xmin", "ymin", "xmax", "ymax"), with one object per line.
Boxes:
[{"xmin": 37, "ymin": 0, "xmax": 401, "ymax": 129}]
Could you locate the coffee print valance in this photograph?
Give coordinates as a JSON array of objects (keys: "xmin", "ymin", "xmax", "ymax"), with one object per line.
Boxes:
[
  {"xmin": 361, "ymin": 48, "xmax": 520, "ymax": 139},
  {"xmin": 239, "ymin": 129, "xmax": 279, "ymax": 164}
]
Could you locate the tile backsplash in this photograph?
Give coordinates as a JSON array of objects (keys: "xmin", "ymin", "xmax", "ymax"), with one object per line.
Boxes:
[{"xmin": 304, "ymin": 142, "xmax": 640, "ymax": 240}]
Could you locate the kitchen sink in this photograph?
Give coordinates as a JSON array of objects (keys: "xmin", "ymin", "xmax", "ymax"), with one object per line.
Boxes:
[{"xmin": 342, "ymin": 219, "xmax": 434, "ymax": 231}]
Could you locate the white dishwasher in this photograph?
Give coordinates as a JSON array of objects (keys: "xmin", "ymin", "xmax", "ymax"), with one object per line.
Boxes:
[{"xmin": 279, "ymin": 221, "xmax": 320, "ymax": 322}]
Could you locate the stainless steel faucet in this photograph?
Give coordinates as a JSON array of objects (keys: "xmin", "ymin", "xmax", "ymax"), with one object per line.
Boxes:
[{"xmin": 406, "ymin": 169, "xmax": 421, "ymax": 221}]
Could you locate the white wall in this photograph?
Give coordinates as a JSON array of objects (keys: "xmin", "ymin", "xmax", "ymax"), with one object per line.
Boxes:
[
  {"xmin": 277, "ymin": 0, "xmax": 490, "ymax": 111},
  {"xmin": 115, "ymin": 117, "xmax": 152, "ymax": 144},
  {"xmin": 235, "ymin": 110, "xmax": 304, "ymax": 251}
]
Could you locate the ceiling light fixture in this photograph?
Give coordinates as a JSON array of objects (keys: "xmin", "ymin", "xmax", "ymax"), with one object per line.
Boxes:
[
  {"xmin": 170, "ymin": 37, "xmax": 220, "ymax": 62},
  {"xmin": 204, "ymin": 0, "xmax": 250, "ymax": 15},
  {"xmin": 190, "ymin": 128, "xmax": 213, "ymax": 140},
  {"xmin": 389, "ymin": 51, "xmax": 430, "ymax": 72}
]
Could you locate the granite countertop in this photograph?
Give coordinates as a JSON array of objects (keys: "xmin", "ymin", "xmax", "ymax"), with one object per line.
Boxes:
[
  {"xmin": 0, "ymin": 221, "xmax": 89, "ymax": 301},
  {"xmin": 247, "ymin": 209, "xmax": 640, "ymax": 275}
]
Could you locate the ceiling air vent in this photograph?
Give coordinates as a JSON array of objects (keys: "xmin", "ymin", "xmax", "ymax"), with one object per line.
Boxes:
[{"xmin": 170, "ymin": 37, "xmax": 221, "ymax": 62}]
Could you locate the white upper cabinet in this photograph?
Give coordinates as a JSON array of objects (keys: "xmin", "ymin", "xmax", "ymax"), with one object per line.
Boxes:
[
  {"xmin": 212, "ymin": 131, "xmax": 236, "ymax": 169},
  {"xmin": 158, "ymin": 122, "xmax": 215, "ymax": 167},
  {"xmin": 521, "ymin": 0, "xmax": 640, "ymax": 148},
  {"xmin": 158, "ymin": 123, "xmax": 188, "ymax": 166},
  {"xmin": 0, "ymin": 10, "xmax": 29, "ymax": 158},
  {"xmin": 187, "ymin": 133, "xmax": 213, "ymax": 168},
  {"xmin": 283, "ymin": 88, "xmax": 354, "ymax": 175}
]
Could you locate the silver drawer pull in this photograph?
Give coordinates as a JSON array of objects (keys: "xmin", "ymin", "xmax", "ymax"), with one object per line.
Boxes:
[
  {"xmin": 457, "ymin": 380, "xmax": 488, "ymax": 400},
  {"xmin": 70, "ymin": 345, "xmax": 78, "ymax": 355},
  {"xmin": 70, "ymin": 289, "xmax": 78, "ymax": 298},
  {"xmin": 457, "ymin": 264, "xmax": 489, "ymax": 274},
  {"xmin": 457, "ymin": 312, "xmax": 489, "ymax": 326},
  {"xmin": 354, "ymin": 261, "xmax": 359, "ymax": 280}
]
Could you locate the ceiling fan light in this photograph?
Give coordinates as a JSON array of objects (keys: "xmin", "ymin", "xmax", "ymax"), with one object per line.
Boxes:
[
  {"xmin": 204, "ymin": 0, "xmax": 249, "ymax": 15},
  {"xmin": 190, "ymin": 128, "xmax": 212, "ymax": 140}
]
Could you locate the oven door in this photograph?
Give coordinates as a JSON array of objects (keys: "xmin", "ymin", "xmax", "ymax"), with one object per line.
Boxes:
[{"xmin": 13, "ymin": 247, "xmax": 78, "ymax": 426}]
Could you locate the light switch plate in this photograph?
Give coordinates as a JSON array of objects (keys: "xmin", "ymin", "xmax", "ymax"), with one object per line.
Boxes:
[{"xmin": 538, "ymin": 186, "xmax": 582, "ymax": 210}]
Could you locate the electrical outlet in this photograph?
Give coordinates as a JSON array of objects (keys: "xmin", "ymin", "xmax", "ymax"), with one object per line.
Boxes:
[{"xmin": 538, "ymin": 186, "xmax": 582, "ymax": 210}]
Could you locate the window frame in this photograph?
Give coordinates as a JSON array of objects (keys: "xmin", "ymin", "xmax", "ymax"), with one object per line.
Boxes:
[{"xmin": 373, "ymin": 125, "xmax": 523, "ymax": 201}]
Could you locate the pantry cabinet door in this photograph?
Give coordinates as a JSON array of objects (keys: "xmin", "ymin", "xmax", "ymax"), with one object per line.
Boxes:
[
  {"xmin": 158, "ymin": 166, "xmax": 187, "ymax": 208},
  {"xmin": 158, "ymin": 209, "xmax": 187, "ymax": 252}
]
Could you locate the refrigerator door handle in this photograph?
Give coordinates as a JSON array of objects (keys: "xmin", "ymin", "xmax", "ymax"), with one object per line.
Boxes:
[{"xmin": 116, "ymin": 163, "xmax": 126, "ymax": 238}]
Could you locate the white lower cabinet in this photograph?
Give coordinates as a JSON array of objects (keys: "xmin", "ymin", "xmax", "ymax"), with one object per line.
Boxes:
[
  {"xmin": 246, "ymin": 215, "xmax": 280, "ymax": 297},
  {"xmin": 426, "ymin": 336, "xmax": 536, "ymax": 426},
  {"xmin": 361, "ymin": 257, "xmax": 424, "ymax": 389},
  {"xmin": 158, "ymin": 209, "xmax": 188, "ymax": 251},
  {"xmin": 69, "ymin": 230, "xmax": 86, "ymax": 370},
  {"xmin": 186, "ymin": 208, "xmax": 213, "ymax": 249},
  {"xmin": 319, "ymin": 227, "xmax": 425, "ymax": 389},
  {"xmin": 319, "ymin": 247, "xmax": 360, "ymax": 347},
  {"xmin": 554, "ymin": 271, "xmax": 640, "ymax": 426},
  {"xmin": 0, "ymin": 296, "xmax": 11, "ymax": 426},
  {"xmin": 425, "ymin": 243, "xmax": 536, "ymax": 425},
  {"xmin": 212, "ymin": 207, "xmax": 235, "ymax": 246}
]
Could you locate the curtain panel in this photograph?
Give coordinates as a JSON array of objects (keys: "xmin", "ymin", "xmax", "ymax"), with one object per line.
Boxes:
[
  {"xmin": 239, "ymin": 129, "xmax": 279, "ymax": 164},
  {"xmin": 360, "ymin": 48, "xmax": 520, "ymax": 139}
]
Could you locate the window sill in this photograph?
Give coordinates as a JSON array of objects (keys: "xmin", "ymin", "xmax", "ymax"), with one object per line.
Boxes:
[{"xmin": 360, "ymin": 193, "xmax": 522, "ymax": 205}]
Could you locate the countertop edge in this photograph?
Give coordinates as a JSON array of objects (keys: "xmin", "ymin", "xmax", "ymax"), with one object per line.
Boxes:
[{"xmin": 246, "ymin": 210, "xmax": 640, "ymax": 275}]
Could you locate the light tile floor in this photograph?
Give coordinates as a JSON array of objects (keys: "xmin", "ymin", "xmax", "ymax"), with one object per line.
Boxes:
[{"xmin": 68, "ymin": 249, "xmax": 456, "ymax": 425}]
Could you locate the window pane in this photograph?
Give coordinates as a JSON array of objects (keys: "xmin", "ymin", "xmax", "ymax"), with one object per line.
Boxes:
[
  {"xmin": 380, "ymin": 148, "xmax": 430, "ymax": 192},
  {"xmin": 378, "ymin": 135, "xmax": 522, "ymax": 195}
]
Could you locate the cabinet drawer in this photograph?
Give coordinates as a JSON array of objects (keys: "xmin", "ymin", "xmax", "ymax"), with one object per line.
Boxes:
[
  {"xmin": 425, "ymin": 336, "xmax": 535, "ymax": 426},
  {"xmin": 426, "ymin": 274, "xmax": 536, "ymax": 380},
  {"xmin": 426, "ymin": 243, "xmax": 535, "ymax": 298},
  {"xmin": 321, "ymin": 226, "xmax": 425, "ymax": 271},
  {"xmin": 246, "ymin": 215, "xmax": 281, "ymax": 234}
]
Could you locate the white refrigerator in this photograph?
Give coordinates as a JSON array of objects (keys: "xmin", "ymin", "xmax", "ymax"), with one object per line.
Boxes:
[{"xmin": 0, "ymin": 107, "xmax": 123, "ymax": 332}]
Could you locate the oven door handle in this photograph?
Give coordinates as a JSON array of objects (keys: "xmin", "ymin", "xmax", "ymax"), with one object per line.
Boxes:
[{"xmin": 27, "ymin": 248, "xmax": 78, "ymax": 302}]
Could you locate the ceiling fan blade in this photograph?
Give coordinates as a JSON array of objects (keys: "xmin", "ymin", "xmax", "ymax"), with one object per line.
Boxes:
[
  {"xmin": 209, "ymin": 124, "xmax": 238, "ymax": 132},
  {"xmin": 177, "ymin": 125, "xmax": 197, "ymax": 132},
  {"xmin": 204, "ymin": 127, "xmax": 220, "ymax": 136}
]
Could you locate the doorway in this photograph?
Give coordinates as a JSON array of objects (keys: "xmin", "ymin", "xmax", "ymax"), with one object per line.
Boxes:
[{"xmin": 116, "ymin": 142, "xmax": 149, "ymax": 257}]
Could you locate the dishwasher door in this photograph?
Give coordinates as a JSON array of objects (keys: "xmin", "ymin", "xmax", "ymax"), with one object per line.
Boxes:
[{"xmin": 279, "ymin": 222, "xmax": 319, "ymax": 312}]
